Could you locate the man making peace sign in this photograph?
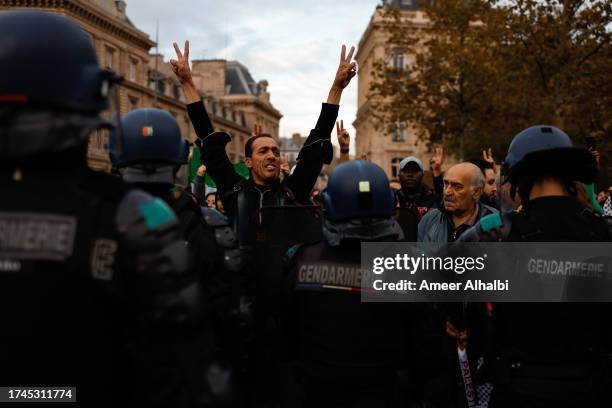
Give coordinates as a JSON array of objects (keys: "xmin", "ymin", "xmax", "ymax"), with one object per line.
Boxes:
[{"xmin": 171, "ymin": 40, "xmax": 356, "ymax": 245}]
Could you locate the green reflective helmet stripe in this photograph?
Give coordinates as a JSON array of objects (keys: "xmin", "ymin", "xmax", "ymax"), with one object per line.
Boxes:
[
  {"xmin": 285, "ymin": 244, "xmax": 300, "ymax": 257},
  {"xmin": 139, "ymin": 198, "xmax": 176, "ymax": 230},
  {"xmin": 480, "ymin": 213, "xmax": 503, "ymax": 232}
]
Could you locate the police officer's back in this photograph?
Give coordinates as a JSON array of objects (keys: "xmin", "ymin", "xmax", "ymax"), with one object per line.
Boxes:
[
  {"xmin": 459, "ymin": 125, "xmax": 612, "ymax": 408},
  {"xmin": 110, "ymin": 108, "xmax": 244, "ymax": 403},
  {"xmin": 283, "ymin": 161, "xmax": 415, "ymax": 407},
  {"xmin": 0, "ymin": 11, "xmax": 204, "ymax": 406}
]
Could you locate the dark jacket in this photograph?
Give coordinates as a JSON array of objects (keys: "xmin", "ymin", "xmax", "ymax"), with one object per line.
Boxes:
[
  {"xmin": 396, "ymin": 183, "xmax": 440, "ymax": 210},
  {"xmin": 187, "ymin": 100, "xmax": 338, "ymax": 245},
  {"xmin": 474, "ymin": 196, "xmax": 612, "ymax": 407}
]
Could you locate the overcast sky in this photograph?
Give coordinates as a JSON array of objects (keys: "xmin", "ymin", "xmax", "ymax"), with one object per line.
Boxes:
[{"xmin": 125, "ymin": 0, "xmax": 381, "ymax": 147}]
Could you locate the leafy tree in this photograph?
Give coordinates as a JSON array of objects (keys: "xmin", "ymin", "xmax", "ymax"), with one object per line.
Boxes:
[{"xmin": 370, "ymin": 0, "xmax": 611, "ymax": 184}]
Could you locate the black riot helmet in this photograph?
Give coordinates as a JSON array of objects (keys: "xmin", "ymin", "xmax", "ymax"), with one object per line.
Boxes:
[
  {"xmin": 322, "ymin": 160, "xmax": 396, "ymax": 221},
  {"xmin": 321, "ymin": 160, "xmax": 402, "ymax": 245},
  {"xmin": 109, "ymin": 108, "xmax": 189, "ymax": 185},
  {"xmin": 499, "ymin": 125, "xmax": 597, "ymax": 207},
  {"xmin": 502, "ymin": 125, "xmax": 596, "ymax": 185},
  {"xmin": 0, "ymin": 10, "xmax": 121, "ymax": 159}
]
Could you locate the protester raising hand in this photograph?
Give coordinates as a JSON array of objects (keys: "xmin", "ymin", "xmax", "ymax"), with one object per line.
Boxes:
[
  {"xmin": 197, "ymin": 164, "xmax": 207, "ymax": 178},
  {"xmin": 328, "ymin": 45, "xmax": 357, "ymax": 105},
  {"xmin": 336, "ymin": 120, "xmax": 350, "ymax": 163},
  {"xmin": 251, "ymin": 123, "xmax": 263, "ymax": 138},
  {"xmin": 589, "ymin": 148, "xmax": 600, "ymax": 170},
  {"xmin": 280, "ymin": 154, "xmax": 290, "ymax": 176},
  {"xmin": 170, "ymin": 40, "xmax": 200, "ymax": 104},
  {"xmin": 430, "ymin": 146, "xmax": 444, "ymax": 177},
  {"xmin": 482, "ymin": 148, "xmax": 496, "ymax": 171}
]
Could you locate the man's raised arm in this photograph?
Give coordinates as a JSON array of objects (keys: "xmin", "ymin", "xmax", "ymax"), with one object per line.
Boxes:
[
  {"xmin": 288, "ymin": 45, "xmax": 357, "ymax": 202},
  {"xmin": 171, "ymin": 41, "xmax": 214, "ymax": 137},
  {"xmin": 171, "ymin": 40, "xmax": 240, "ymax": 192}
]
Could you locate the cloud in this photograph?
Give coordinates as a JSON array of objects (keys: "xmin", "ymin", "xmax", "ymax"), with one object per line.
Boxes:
[{"xmin": 126, "ymin": 0, "xmax": 380, "ymax": 149}]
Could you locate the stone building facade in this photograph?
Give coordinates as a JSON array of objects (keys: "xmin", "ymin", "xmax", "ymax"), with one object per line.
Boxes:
[
  {"xmin": 354, "ymin": 0, "xmax": 435, "ymax": 179},
  {"xmin": 1, "ymin": 0, "xmax": 281, "ymax": 172}
]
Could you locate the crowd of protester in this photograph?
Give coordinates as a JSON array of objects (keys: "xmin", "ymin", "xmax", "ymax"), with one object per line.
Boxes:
[{"xmin": 2, "ymin": 10, "xmax": 612, "ymax": 408}]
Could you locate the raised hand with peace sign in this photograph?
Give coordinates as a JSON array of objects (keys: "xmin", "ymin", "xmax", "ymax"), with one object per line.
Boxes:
[
  {"xmin": 430, "ymin": 146, "xmax": 444, "ymax": 177},
  {"xmin": 170, "ymin": 40, "xmax": 200, "ymax": 103},
  {"xmin": 251, "ymin": 123, "xmax": 263, "ymax": 138},
  {"xmin": 336, "ymin": 120, "xmax": 350, "ymax": 163},
  {"xmin": 280, "ymin": 154, "xmax": 290, "ymax": 176},
  {"xmin": 328, "ymin": 45, "xmax": 357, "ymax": 105},
  {"xmin": 170, "ymin": 41, "xmax": 192, "ymax": 84},
  {"xmin": 336, "ymin": 120, "xmax": 350, "ymax": 149},
  {"xmin": 482, "ymin": 148, "xmax": 497, "ymax": 173}
]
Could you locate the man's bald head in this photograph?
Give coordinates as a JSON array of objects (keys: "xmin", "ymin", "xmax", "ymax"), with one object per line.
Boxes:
[{"xmin": 443, "ymin": 162, "xmax": 485, "ymax": 215}]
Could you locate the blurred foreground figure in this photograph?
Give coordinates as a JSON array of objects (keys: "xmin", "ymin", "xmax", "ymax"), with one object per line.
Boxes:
[
  {"xmin": 0, "ymin": 11, "xmax": 216, "ymax": 407},
  {"xmin": 282, "ymin": 161, "xmax": 419, "ymax": 407},
  {"xmin": 111, "ymin": 108, "xmax": 243, "ymax": 406},
  {"xmin": 459, "ymin": 125, "xmax": 612, "ymax": 407}
]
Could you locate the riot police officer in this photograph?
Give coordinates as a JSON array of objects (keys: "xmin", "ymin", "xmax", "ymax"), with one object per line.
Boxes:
[
  {"xmin": 109, "ymin": 107, "xmax": 237, "ymax": 287},
  {"xmin": 110, "ymin": 108, "xmax": 249, "ymax": 404},
  {"xmin": 458, "ymin": 125, "xmax": 612, "ymax": 407},
  {"xmin": 282, "ymin": 160, "xmax": 418, "ymax": 407},
  {"xmin": 0, "ymin": 11, "xmax": 223, "ymax": 407}
]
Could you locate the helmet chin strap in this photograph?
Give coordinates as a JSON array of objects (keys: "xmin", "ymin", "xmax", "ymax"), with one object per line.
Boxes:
[
  {"xmin": 119, "ymin": 165, "xmax": 176, "ymax": 185},
  {"xmin": 1, "ymin": 108, "xmax": 106, "ymax": 159},
  {"xmin": 322, "ymin": 217, "xmax": 404, "ymax": 247}
]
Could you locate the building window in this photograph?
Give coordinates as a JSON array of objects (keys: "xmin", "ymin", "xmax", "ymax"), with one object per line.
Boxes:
[
  {"xmin": 129, "ymin": 59, "xmax": 138, "ymax": 82},
  {"xmin": 129, "ymin": 96, "xmax": 139, "ymax": 111},
  {"xmin": 391, "ymin": 52, "xmax": 405, "ymax": 70},
  {"xmin": 90, "ymin": 129, "xmax": 107, "ymax": 151},
  {"xmin": 156, "ymin": 80, "xmax": 166, "ymax": 95},
  {"xmin": 104, "ymin": 47, "xmax": 114, "ymax": 69},
  {"xmin": 173, "ymin": 84, "xmax": 181, "ymax": 100},
  {"xmin": 392, "ymin": 122, "xmax": 406, "ymax": 142},
  {"xmin": 391, "ymin": 157, "xmax": 403, "ymax": 178}
]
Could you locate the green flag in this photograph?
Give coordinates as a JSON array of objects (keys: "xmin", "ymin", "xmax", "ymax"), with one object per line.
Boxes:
[{"xmin": 189, "ymin": 146, "xmax": 249, "ymax": 188}]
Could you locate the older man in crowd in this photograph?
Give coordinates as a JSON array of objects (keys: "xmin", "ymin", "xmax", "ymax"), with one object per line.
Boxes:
[
  {"xmin": 415, "ymin": 162, "xmax": 499, "ymax": 406},
  {"xmin": 418, "ymin": 162, "xmax": 498, "ymax": 243}
]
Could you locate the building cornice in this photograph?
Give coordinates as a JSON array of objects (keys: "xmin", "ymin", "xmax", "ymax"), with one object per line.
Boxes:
[
  {"xmin": 1, "ymin": 0, "xmax": 156, "ymax": 50},
  {"xmin": 221, "ymin": 94, "xmax": 283, "ymax": 120},
  {"xmin": 122, "ymin": 81, "xmax": 250, "ymax": 133}
]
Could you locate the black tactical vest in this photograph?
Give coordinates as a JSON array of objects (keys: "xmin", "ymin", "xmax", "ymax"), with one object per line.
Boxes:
[
  {"xmin": 0, "ymin": 170, "xmax": 134, "ymax": 404},
  {"xmin": 284, "ymin": 241, "xmax": 416, "ymax": 379}
]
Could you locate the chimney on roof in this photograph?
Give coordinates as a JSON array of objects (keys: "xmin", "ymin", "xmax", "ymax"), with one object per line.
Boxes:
[
  {"xmin": 291, "ymin": 133, "xmax": 304, "ymax": 146},
  {"xmin": 115, "ymin": 1, "xmax": 127, "ymax": 18},
  {"xmin": 257, "ymin": 80, "xmax": 270, "ymax": 102}
]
